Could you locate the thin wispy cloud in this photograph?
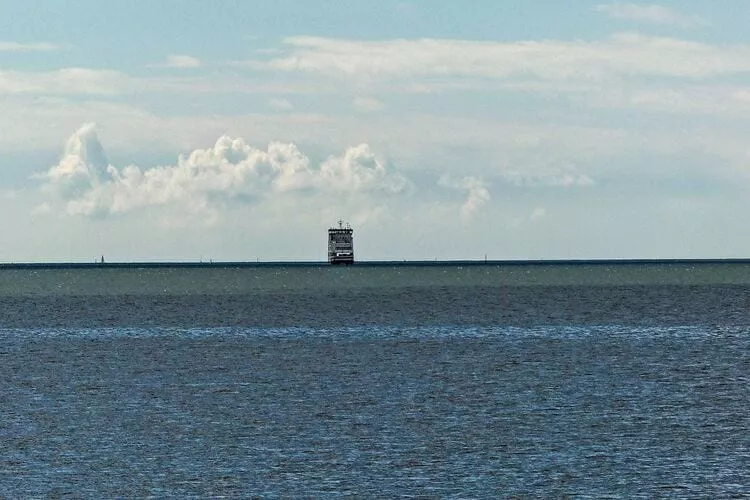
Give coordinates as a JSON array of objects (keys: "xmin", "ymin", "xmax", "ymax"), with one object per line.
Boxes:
[
  {"xmin": 530, "ymin": 207, "xmax": 547, "ymax": 221},
  {"xmin": 160, "ymin": 54, "xmax": 202, "ymax": 69},
  {"xmin": 353, "ymin": 97, "xmax": 383, "ymax": 112},
  {"xmin": 573, "ymin": 80, "xmax": 750, "ymax": 121},
  {"xmin": 595, "ymin": 2, "xmax": 706, "ymax": 28},
  {"xmin": 0, "ymin": 41, "xmax": 60, "ymax": 52},
  {"xmin": 268, "ymin": 98, "xmax": 294, "ymax": 110},
  {"xmin": 394, "ymin": 2, "xmax": 415, "ymax": 15},
  {"xmin": 0, "ymin": 68, "xmax": 127, "ymax": 95},
  {"xmin": 500, "ymin": 168, "xmax": 595, "ymax": 188},
  {"xmin": 259, "ymin": 33, "xmax": 747, "ymax": 83}
]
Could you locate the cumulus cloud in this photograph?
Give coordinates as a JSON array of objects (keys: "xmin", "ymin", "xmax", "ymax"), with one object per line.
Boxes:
[
  {"xmin": 439, "ymin": 175, "xmax": 491, "ymax": 221},
  {"xmin": 258, "ymin": 34, "xmax": 750, "ymax": 82},
  {"xmin": 595, "ymin": 3, "xmax": 705, "ymax": 27},
  {"xmin": 319, "ymin": 144, "xmax": 407, "ymax": 194},
  {"xmin": 37, "ymin": 124, "xmax": 409, "ymax": 217},
  {"xmin": 37, "ymin": 123, "xmax": 109, "ymax": 200}
]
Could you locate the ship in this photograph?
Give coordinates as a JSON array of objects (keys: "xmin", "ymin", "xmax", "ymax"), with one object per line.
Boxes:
[{"xmin": 328, "ymin": 220, "xmax": 354, "ymax": 265}]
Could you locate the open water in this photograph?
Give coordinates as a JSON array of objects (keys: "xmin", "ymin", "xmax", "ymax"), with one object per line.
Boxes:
[{"xmin": 0, "ymin": 262, "xmax": 748, "ymax": 498}]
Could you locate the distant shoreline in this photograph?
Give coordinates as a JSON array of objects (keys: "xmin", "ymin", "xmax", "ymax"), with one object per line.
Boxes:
[{"xmin": 2, "ymin": 258, "xmax": 750, "ymax": 270}]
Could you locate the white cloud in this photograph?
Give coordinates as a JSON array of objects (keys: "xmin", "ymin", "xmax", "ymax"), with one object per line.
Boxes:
[
  {"xmin": 353, "ymin": 97, "xmax": 383, "ymax": 112},
  {"xmin": 0, "ymin": 96, "xmax": 343, "ymax": 154},
  {"xmin": 530, "ymin": 207, "xmax": 547, "ymax": 220},
  {"xmin": 319, "ymin": 144, "xmax": 407, "ymax": 194},
  {"xmin": 0, "ymin": 41, "xmax": 60, "ymax": 52},
  {"xmin": 37, "ymin": 122, "xmax": 109, "ymax": 201},
  {"xmin": 38, "ymin": 124, "xmax": 410, "ymax": 217},
  {"xmin": 595, "ymin": 3, "xmax": 706, "ymax": 27},
  {"xmin": 0, "ymin": 68, "xmax": 127, "ymax": 95},
  {"xmin": 268, "ymin": 97, "xmax": 294, "ymax": 110},
  {"xmin": 589, "ymin": 84, "xmax": 750, "ymax": 118},
  {"xmin": 161, "ymin": 54, "xmax": 202, "ymax": 69},
  {"xmin": 0, "ymin": 66, "xmax": 342, "ymax": 99},
  {"xmin": 501, "ymin": 168, "xmax": 595, "ymax": 187},
  {"xmin": 259, "ymin": 33, "xmax": 750, "ymax": 82},
  {"xmin": 439, "ymin": 175, "xmax": 491, "ymax": 221}
]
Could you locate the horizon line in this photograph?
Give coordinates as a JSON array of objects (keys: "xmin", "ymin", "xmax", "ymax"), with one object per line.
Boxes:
[{"xmin": 1, "ymin": 258, "xmax": 750, "ymax": 269}]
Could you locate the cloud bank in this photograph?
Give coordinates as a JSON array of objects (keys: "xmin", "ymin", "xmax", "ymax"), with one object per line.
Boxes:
[
  {"xmin": 38, "ymin": 124, "xmax": 409, "ymax": 217},
  {"xmin": 36, "ymin": 125, "xmax": 599, "ymax": 222}
]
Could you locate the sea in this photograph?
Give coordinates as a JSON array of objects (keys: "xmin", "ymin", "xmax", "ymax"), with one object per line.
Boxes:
[{"xmin": 0, "ymin": 261, "xmax": 748, "ymax": 498}]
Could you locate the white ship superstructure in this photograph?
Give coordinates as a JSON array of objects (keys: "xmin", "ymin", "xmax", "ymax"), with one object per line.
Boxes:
[{"xmin": 328, "ymin": 221, "xmax": 354, "ymax": 264}]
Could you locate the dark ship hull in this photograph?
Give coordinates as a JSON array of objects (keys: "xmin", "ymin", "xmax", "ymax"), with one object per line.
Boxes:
[{"xmin": 329, "ymin": 253, "xmax": 354, "ymax": 265}]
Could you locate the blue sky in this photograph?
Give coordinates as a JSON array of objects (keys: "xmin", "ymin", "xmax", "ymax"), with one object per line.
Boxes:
[{"xmin": 2, "ymin": 1, "xmax": 750, "ymax": 261}]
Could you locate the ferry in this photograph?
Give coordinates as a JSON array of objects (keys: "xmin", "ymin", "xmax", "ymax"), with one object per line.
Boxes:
[{"xmin": 328, "ymin": 221, "xmax": 354, "ymax": 265}]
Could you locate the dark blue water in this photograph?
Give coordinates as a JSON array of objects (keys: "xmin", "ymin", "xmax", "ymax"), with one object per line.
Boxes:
[{"xmin": 0, "ymin": 264, "xmax": 748, "ymax": 497}]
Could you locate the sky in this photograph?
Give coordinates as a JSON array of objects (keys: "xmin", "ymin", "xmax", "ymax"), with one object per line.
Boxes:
[{"xmin": 2, "ymin": 1, "xmax": 750, "ymax": 261}]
